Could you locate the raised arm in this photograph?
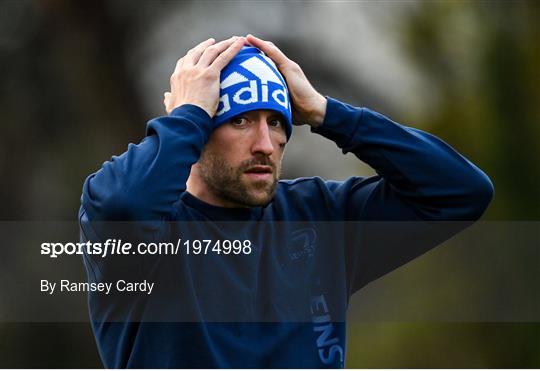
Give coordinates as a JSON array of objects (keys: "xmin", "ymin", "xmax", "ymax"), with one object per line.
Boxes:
[
  {"xmin": 246, "ymin": 34, "xmax": 493, "ymax": 221},
  {"xmin": 319, "ymin": 98, "xmax": 493, "ymax": 289},
  {"xmin": 81, "ymin": 37, "xmax": 245, "ymax": 222},
  {"xmin": 316, "ymin": 98, "xmax": 494, "ymax": 221},
  {"xmin": 247, "ymin": 35, "xmax": 494, "ymax": 292}
]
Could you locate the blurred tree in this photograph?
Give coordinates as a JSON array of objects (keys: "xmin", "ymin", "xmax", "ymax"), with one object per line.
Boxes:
[
  {"xmin": 0, "ymin": 0, "xmax": 149, "ymax": 220},
  {"xmin": 402, "ymin": 0, "xmax": 540, "ymax": 219},
  {"xmin": 0, "ymin": 0, "xmax": 152, "ymax": 366},
  {"xmin": 346, "ymin": 1, "xmax": 540, "ymax": 368}
]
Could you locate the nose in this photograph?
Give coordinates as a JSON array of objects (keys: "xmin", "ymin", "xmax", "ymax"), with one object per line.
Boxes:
[{"xmin": 251, "ymin": 120, "xmax": 274, "ymax": 156}]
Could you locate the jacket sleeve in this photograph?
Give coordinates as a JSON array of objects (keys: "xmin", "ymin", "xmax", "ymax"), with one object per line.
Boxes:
[
  {"xmin": 313, "ymin": 97, "xmax": 494, "ymax": 291},
  {"xmin": 79, "ymin": 104, "xmax": 213, "ymax": 282},
  {"xmin": 81, "ymin": 104, "xmax": 213, "ymax": 222}
]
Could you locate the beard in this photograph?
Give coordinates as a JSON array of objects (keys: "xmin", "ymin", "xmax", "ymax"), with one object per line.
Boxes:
[{"xmin": 197, "ymin": 149, "xmax": 280, "ymax": 207}]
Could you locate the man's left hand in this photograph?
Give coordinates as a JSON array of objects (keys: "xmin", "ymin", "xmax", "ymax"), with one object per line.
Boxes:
[{"xmin": 246, "ymin": 34, "xmax": 327, "ymax": 128}]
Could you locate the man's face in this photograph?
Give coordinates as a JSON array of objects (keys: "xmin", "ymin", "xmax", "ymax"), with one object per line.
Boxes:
[{"xmin": 197, "ymin": 109, "xmax": 287, "ymax": 207}]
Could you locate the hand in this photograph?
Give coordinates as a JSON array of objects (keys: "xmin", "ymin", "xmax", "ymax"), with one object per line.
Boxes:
[
  {"xmin": 163, "ymin": 36, "xmax": 245, "ymax": 117},
  {"xmin": 246, "ymin": 34, "xmax": 327, "ymax": 128}
]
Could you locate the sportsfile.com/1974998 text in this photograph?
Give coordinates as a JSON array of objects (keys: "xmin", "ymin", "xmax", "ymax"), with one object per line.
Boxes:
[{"xmin": 40, "ymin": 238, "xmax": 253, "ymax": 258}]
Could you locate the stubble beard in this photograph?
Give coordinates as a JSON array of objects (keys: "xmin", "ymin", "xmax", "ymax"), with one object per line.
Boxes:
[{"xmin": 197, "ymin": 149, "xmax": 280, "ymax": 208}]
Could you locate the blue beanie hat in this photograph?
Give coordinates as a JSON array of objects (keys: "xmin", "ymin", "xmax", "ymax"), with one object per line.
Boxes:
[{"xmin": 214, "ymin": 46, "xmax": 293, "ymax": 140}]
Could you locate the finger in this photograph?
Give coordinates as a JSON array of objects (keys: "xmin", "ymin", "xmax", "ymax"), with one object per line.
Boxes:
[
  {"xmin": 210, "ymin": 38, "xmax": 245, "ymax": 71},
  {"xmin": 184, "ymin": 37, "xmax": 216, "ymax": 66},
  {"xmin": 246, "ymin": 34, "xmax": 289, "ymax": 66},
  {"xmin": 163, "ymin": 92, "xmax": 171, "ymax": 111},
  {"xmin": 197, "ymin": 36, "xmax": 238, "ymax": 66},
  {"xmin": 173, "ymin": 57, "xmax": 184, "ymax": 75}
]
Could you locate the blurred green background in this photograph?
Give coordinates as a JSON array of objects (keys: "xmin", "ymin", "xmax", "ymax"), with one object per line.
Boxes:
[{"xmin": 0, "ymin": 0, "xmax": 538, "ymax": 367}]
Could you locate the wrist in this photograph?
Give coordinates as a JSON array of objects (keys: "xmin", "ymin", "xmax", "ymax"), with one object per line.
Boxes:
[
  {"xmin": 308, "ymin": 94, "xmax": 327, "ymax": 128},
  {"xmin": 171, "ymin": 101, "xmax": 214, "ymax": 119},
  {"xmin": 170, "ymin": 104, "xmax": 213, "ymax": 122}
]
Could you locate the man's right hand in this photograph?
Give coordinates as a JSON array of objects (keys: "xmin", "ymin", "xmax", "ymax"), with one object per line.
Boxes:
[{"xmin": 163, "ymin": 36, "xmax": 245, "ymax": 117}]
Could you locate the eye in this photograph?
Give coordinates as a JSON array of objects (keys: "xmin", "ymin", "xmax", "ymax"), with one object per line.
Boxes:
[
  {"xmin": 230, "ymin": 117, "xmax": 247, "ymax": 126},
  {"xmin": 269, "ymin": 117, "xmax": 283, "ymax": 127}
]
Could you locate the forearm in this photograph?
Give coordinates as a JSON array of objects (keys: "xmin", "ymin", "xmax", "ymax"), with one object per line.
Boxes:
[
  {"xmin": 82, "ymin": 104, "xmax": 213, "ymax": 221},
  {"xmin": 313, "ymin": 97, "xmax": 494, "ymax": 220}
]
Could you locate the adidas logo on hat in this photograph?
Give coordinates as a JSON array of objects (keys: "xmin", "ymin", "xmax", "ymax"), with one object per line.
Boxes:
[{"xmin": 214, "ymin": 46, "xmax": 293, "ymax": 140}]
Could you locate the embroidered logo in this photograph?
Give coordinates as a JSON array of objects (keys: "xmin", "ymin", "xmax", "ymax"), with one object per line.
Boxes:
[{"xmin": 288, "ymin": 228, "xmax": 317, "ymax": 262}]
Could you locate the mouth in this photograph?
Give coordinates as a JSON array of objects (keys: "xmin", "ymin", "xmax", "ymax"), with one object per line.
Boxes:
[{"xmin": 243, "ymin": 165, "xmax": 274, "ymax": 181}]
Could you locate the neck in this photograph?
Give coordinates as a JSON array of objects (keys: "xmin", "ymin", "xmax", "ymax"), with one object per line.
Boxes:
[{"xmin": 186, "ymin": 173, "xmax": 247, "ymax": 209}]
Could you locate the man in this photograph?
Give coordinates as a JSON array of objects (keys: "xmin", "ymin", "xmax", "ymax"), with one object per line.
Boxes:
[{"xmin": 79, "ymin": 35, "xmax": 493, "ymax": 368}]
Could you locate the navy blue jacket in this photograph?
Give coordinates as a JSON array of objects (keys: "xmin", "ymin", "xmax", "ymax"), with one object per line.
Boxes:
[{"xmin": 79, "ymin": 97, "xmax": 493, "ymax": 368}]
